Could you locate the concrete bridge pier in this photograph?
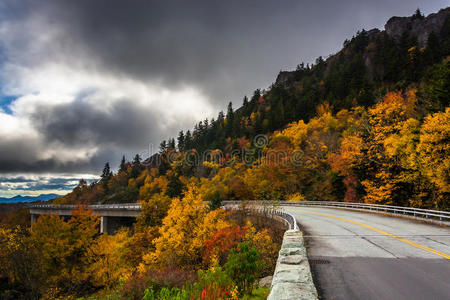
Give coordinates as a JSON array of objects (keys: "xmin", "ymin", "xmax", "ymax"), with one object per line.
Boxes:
[
  {"xmin": 100, "ymin": 216, "xmax": 108, "ymax": 234},
  {"xmin": 31, "ymin": 214, "xmax": 38, "ymax": 224}
]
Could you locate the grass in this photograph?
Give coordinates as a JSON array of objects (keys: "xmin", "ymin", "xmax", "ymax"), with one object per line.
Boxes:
[{"xmin": 241, "ymin": 287, "xmax": 270, "ymax": 300}]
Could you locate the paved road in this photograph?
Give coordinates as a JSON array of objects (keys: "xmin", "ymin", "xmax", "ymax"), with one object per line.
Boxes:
[{"xmin": 282, "ymin": 206, "xmax": 450, "ymax": 300}]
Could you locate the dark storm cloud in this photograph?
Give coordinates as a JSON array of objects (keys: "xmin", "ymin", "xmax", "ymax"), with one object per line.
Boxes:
[
  {"xmin": 0, "ymin": 95, "xmax": 183, "ymax": 173},
  {"xmin": 13, "ymin": 0, "xmax": 448, "ymax": 105},
  {"xmin": 31, "ymin": 96, "xmax": 162, "ymax": 147},
  {"xmin": 0, "ymin": 153, "xmax": 92, "ymax": 174},
  {"xmin": 0, "ymin": 176, "xmax": 35, "ymax": 183}
]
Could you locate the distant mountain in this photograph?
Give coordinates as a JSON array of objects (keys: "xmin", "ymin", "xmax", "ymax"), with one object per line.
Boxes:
[{"xmin": 0, "ymin": 193, "xmax": 61, "ymax": 203}]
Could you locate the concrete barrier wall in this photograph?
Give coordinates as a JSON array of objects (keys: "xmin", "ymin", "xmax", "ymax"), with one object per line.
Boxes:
[{"xmin": 268, "ymin": 229, "xmax": 318, "ymax": 300}]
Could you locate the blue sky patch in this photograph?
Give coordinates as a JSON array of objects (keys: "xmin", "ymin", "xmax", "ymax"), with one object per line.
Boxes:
[{"xmin": 0, "ymin": 95, "xmax": 17, "ymax": 114}]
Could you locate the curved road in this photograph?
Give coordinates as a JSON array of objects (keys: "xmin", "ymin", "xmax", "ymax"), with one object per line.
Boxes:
[{"xmin": 282, "ymin": 206, "xmax": 450, "ymax": 300}]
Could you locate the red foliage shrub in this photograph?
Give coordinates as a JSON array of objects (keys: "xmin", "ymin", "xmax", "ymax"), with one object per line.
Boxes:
[{"xmin": 203, "ymin": 225, "xmax": 246, "ymax": 266}]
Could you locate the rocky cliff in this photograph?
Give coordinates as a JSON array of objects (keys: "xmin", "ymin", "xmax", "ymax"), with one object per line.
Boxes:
[
  {"xmin": 385, "ymin": 7, "xmax": 450, "ymax": 47},
  {"xmin": 275, "ymin": 7, "xmax": 450, "ymax": 87}
]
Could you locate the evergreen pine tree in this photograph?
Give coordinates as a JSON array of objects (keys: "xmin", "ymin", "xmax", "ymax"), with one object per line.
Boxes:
[
  {"xmin": 413, "ymin": 8, "xmax": 424, "ymax": 20},
  {"xmin": 242, "ymin": 96, "xmax": 249, "ymax": 115},
  {"xmin": 159, "ymin": 140, "xmax": 167, "ymax": 154},
  {"xmin": 133, "ymin": 154, "xmax": 141, "ymax": 165},
  {"xmin": 101, "ymin": 162, "xmax": 112, "ymax": 181},
  {"xmin": 119, "ymin": 155, "xmax": 126, "ymax": 172},
  {"xmin": 226, "ymin": 102, "xmax": 234, "ymax": 137},
  {"xmin": 168, "ymin": 138, "xmax": 176, "ymax": 149},
  {"xmin": 130, "ymin": 154, "xmax": 142, "ymax": 178},
  {"xmin": 243, "ymin": 95, "xmax": 249, "ymax": 107},
  {"xmin": 251, "ymin": 89, "xmax": 261, "ymax": 104},
  {"xmin": 177, "ymin": 130, "xmax": 185, "ymax": 152},
  {"xmin": 218, "ymin": 111, "xmax": 225, "ymax": 123},
  {"xmin": 185, "ymin": 130, "xmax": 192, "ymax": 150},
  {"xmin": 101, "ymin": 162, "xmax": 112, "ymax": 193},
  {"xmin": 424, "ymin": 32, "xmax": 441, "ymax": 65}
]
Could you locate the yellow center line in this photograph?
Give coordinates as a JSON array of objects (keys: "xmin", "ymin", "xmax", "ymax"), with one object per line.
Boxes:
[{"xmin": 287, "ymin": 208, "xmax": 450, "ymax": 260}]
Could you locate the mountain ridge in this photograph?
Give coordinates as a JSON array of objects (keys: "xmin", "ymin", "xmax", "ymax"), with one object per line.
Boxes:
[
  {"xmin": 276, "ymin": 7, "xmax": 450, "ymax": 88},
  {"xmin": 0, "ymin": 193, "xmax": 60, "ymax": 203}
]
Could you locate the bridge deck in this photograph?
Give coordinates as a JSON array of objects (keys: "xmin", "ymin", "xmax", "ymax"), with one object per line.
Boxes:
[
  {"xmin": 29, "ymin": 203, "xmax": 141, "ymax": 217},
  {"xmin": 284, "ymin": 206, "xmax": 450, "ymax": 300},
  {"xmin": 29, "ymin": 203, "xmax": 141, "ymax": 233}
]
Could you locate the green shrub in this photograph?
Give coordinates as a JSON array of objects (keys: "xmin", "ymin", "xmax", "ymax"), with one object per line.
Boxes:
[{"xmin": 224, "ymin": 242, "xmax": 264, "ymax": 295}]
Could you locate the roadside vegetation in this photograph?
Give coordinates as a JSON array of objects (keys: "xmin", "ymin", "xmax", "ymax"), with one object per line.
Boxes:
[{"xmin": 0, "ymin": 200, "xmax": 285, "ymax": 299}]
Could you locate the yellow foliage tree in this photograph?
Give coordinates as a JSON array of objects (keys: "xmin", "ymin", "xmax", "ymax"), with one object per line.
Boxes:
[
  {"xmin": 417, "ymin": 108, "xmax": 450, "ymax": 209},
  {"xmin": 361, "ymin": 90, "xmax": 419, "ymax": 205},
  {"xmin": 0, "ymin": 226, "xmax": 41, "ymax": 297},
  {"xmin": 139, "ymin": 174, "xmax": 169, "ymax": 200},
  {"xmin": 140, "ymin": 185, "xmax": 231, "ymax": 270},
  {"xmin": 88, "ymin": 229, "xmax": 132, "ymax": 289},
  {"xmin": 274, "ymin": 120, "xmax": 308, "ymax": 148},
  {"xmin": 30, "ymin": 208, "xmax": 99, "ymax": 296},
  {"xmin": 243, "ymin": 222, "xmax": 278, "ymax": 275},
  {"xmin": 137, "ymin": 193, "xmax": 172, "ymax": 228}
]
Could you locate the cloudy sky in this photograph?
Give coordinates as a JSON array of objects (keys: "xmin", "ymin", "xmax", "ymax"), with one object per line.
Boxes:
[{"xmin": 0, "ymin": 0, "xmax": 447, "ymax": 197}]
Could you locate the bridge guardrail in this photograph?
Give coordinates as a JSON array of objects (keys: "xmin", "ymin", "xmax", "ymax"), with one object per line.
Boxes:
[
  {"xmin": 222, "ymin": 202, "xmax": 298, "ymax": 230},
  {"xmin": 29, "ymin": 203, "xmax": 141, "ymax": 210},
  {"xmin": 222, "ymin": 200, "xmax": 450, "ymax": 223},
  {"xmin": 271, "ymin": 209, "xmax": 298, "ymax": 230},
  {"xmin": 30, "ymin": 201, "xmax": 449, "ymax": 223}
]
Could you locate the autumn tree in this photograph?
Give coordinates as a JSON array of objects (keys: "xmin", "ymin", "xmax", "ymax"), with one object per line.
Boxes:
[
  {"xmin": 30, "ymin": 208, "xmax": 100, "ymax": 297},
  {"xmin": 203, "ymin": 226, "xmax": 246, "ymax": 267},
  {"xmin": 0, "ymin": 226, "xmax": 41, "ymax": 298},
  {"xmin": 416, "ymin": 108, "xmax": 450, "ymax": 209},
  {"xmin": 360, "ymin": 90, "xmax": 419, "ymax": 205},
  {"xmin": 88, "ymin": 229, "xmax": 132, "ymax": 290},
  {"xmin": 136, "ymin": 193, "xmax": 171, "ymax": 228},
  {"xmin": 140, "ymin": 185, "xmax": 231, "ymax": 269}
]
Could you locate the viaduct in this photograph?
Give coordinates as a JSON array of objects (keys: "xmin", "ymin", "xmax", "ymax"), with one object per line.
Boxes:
[{"xmin": 29, "ymin": 203, "xmax": 141, "ymax": 234}]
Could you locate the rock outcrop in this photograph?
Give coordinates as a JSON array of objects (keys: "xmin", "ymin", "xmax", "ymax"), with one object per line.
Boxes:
[
  {"xmin": 275, "ymin": 71, "xmax": 296, "ymax": 87},
  {"xmin": 274, "ymin": 7, "xmax": 450, "ymax": 88},
  {"xmin": 385, "ymin": 7, "xmax": 450, "ymax": 47}
]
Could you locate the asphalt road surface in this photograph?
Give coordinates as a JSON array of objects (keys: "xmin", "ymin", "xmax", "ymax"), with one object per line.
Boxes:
[{"xmin": 282, "ymin": 206, "xmax": 450, "ymax": 300}]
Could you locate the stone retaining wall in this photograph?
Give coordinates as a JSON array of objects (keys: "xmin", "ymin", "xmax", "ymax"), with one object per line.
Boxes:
[{"xmin": 268, "ymin": 229, "xmax": 318, "ymax": 300}]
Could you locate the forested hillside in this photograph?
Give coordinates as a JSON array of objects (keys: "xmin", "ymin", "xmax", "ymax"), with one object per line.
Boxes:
[{"xmin": 55, "ymin": 7, "xmax": 450, "ymax": 210}]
